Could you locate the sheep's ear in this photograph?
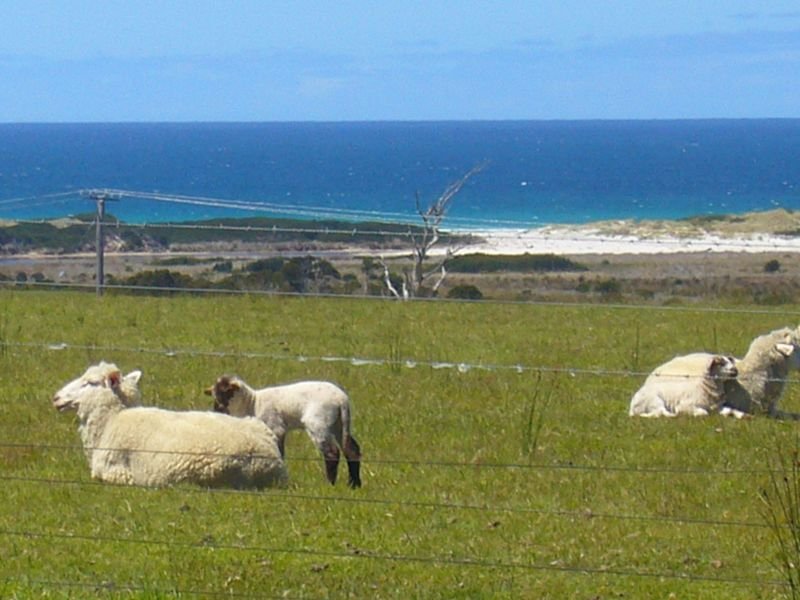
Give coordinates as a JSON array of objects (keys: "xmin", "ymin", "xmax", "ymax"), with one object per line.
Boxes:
[
  {"xmin": 124, "ymin": 370, "xmax": 142, "ymax": 386},
  {"xmin": 203, "ymin": 386, "xmax": 214, "ymax": 396},
  {"xmin": 776, "ymin": 343, "xmax": 795, "ymax": 357},
  {"xmin": 708, "ymin": 356, "xmax": 723, "ymax": 371},
  {"xmin": 106, "ymin": 370, "xmax": 123, "ymax": 389}
]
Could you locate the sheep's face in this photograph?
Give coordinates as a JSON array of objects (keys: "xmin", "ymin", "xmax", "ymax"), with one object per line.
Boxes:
[
  {"xmin": 205, "ymin": 376, "xmax": 240, "ymax": 414},
  {"xmin": 708, "ymin": 355, "xmax": 738, "ymax": 381},
  {"xmin": 53, "ymin": 362, "xmax": 142, "ymax": 412},
  {"xmin": 775, "ymin": 331, "xmax": 800, "ymax": 370}
]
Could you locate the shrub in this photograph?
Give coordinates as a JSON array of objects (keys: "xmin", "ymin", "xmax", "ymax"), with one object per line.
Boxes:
[
  {"xmin": 449, "ymin": 253, "xmax": 588, "ymax": 273},
  {"xmin": 108, "ymin": 269, "xmax": 204, "ymax": 294},
  {"xmin": 447, "ymin": 284, "xmax": 483, "ymax": 300},
  {"xmin": 246, "ymin": 257, "xmax": 285, "ymax": 274},
  {"xmin": 764, "ymin": 259, "xmax": 781, "ymax": 273},
  {"xmin": 594, "ymin": 278, "xmax": 622, "ymax": 295},
  {"xmin": 152, "ymin": 256, "xmax": 209, "ymax": 267},
  {"xmin": 213, "ymin": 261, "xmax": 233, "ymax": 273}
]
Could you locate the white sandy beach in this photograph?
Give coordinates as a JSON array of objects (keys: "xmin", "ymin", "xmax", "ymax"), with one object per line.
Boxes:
[{"xmin": 458, "ymin": 226, "xmax": 800, "ymax": 256}]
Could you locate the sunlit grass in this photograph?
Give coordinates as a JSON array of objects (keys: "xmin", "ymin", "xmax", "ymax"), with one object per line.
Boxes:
[{"xmin": 2, "ymin": 288, "xmax": 800, "ymax": 597}]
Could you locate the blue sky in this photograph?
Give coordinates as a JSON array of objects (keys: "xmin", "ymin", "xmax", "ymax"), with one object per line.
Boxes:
[{"xmin": 1, "ymin": 1, "xmax": 799, "ymax": 122}]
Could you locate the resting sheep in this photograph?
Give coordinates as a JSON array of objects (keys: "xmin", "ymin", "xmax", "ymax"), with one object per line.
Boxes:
[
  {"xmin": 650, "ymin": 326, "xmax": 800, "ymax": 419},
  {"xmin": 206, "ymin": 375, "xmax": 362, "ymax": 488},
  {"xmin": 53, "ymin": 362, "xmax": 287, "ymax": 488},
  {"xmin": 629, "ymin": 354, "xmax": 738, "ymax": 417}
]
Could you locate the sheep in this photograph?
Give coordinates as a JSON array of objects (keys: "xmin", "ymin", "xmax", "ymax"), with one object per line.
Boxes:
[
  {"xmin": 54, "ymin": 361, "xmax": 144, "ymax": 407},
  {"xmin": 628, "ymin": 353, "xmax": 738, "ymax": 417},
  {"xmin": 651, "ymin": 326, "xmax": 800, "ymax": 419},
  {"xmin": 53, "ymin": 362, "xmax": 287, "ymax": 488},
  {"xmin": 206, "ymin": 375, "xmax": 362, "ymax": 488}
]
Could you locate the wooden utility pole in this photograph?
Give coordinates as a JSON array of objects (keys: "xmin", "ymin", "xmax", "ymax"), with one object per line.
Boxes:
[{"xmin": 82, "ymin": 189, "xmax": 119, "ymax": 296}]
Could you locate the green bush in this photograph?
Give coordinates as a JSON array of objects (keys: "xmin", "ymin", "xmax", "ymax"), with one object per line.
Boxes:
[
  {"xmin": 447, "ymin": 284, "xmax": 483, "ymax": 300},
  {"xmin": 594, "ymin": 278, "xmax": 622, "ymax": 295},
  {"xmin": 213, "ymin": 261, "xmax": 233, "ymax": 273},
  {"xmin": 108, "ymin": 269, "xmax": 203, "ymax": 293},
  {"xmin": 449, "ymin": 253, "xmax": 588, "ymax": 273}
]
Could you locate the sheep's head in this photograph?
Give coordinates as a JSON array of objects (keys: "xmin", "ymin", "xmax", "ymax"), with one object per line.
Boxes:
[
  {"xmin": 205, "ymin": 375, "xmax": 241, "ymax": 414},
  {"xmin": 53, "ymin": 362, "xmax": 143, "ymax": 412},
  {"xmin": 708, "ymin": 355, "xmax": 738, "ymax": 381},
  {"xmin": 771, "ymin": 328, "xmax": 800, "ymax": 370}
]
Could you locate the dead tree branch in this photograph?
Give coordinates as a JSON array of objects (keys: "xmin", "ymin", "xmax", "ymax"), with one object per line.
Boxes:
[{"xmin": 382, "ymin": 162, "xmax": 485, "ymax": 299}]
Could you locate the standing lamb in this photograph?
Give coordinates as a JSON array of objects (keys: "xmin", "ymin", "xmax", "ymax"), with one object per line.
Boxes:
[
  {"xmin": 53, "ymin": 362, "xmax": 287, "ymax": 488},
  {"xmin": 651, "ymin": 326, "xmax": 800, "ymax": 419},
  {"xmin": 629, "ymin": 354, "xmax": 738, "ymax": 417},
  {"xmin": 206, "ymin": 375, "xmax": 362, "ymax": 488}
]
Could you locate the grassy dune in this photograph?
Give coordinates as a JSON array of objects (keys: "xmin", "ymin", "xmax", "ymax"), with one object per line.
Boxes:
[{"xmin": 2, "ymin": 289, "xmax": 800, "ymax": 597}]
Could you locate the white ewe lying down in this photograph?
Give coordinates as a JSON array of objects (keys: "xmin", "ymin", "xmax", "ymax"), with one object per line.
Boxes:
[
  {"xmin": 53, "ymin": 362, "xmax": 287, "ymax": 488},
  {"xmin": 629, "ymin": 354, "xmax": 738, "ymax": 417},
  {"xmin": 206, "ymin": 375, "xmax": 362, "ymax": 488},
  {"xmin": 651, "ymin": 326, "xmax": 800, "ymax": 419}
]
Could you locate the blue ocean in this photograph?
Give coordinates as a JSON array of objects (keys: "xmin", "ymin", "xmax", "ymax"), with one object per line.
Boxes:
[{"xmin": 1, "ymin": 120, "xmax": 799, "ymax": 229}]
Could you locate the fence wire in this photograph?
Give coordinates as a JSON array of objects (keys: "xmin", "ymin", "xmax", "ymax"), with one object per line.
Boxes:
[
  {"xmin": 0, "ymin": 527, "xmax": 786, "ymax": 590},
  {"xmin": 2, "ymin": 192, "xmax": 799, "ymax": 593},
  {"xmin": 0, "ymin": 471, "xmax": 772, "ymax": 530}
]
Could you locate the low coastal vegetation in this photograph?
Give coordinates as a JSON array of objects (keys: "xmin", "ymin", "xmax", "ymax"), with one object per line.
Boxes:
[
  {"xmin": 0, "ymin": 214, "xmax": 469, "ymax": 254},
  {"xmin": 2, "ymin": 289, "xmax": 800, "ymax": 597},
  {"xmin": 448, "ymin": 252, "xmax": 588, "ymax": 273},
  {"xmin": 2, "ymin": 211, "xmax": 800, "ymax": 305}
]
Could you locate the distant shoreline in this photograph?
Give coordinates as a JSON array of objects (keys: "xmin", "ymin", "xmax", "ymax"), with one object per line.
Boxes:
[
  {"xmin": 3, "ymin": 207, "xmax": 800, "ymax": 258},
  {"xmin": 451, "ymin": 208, "xmax": 800, "ymax": 256}
]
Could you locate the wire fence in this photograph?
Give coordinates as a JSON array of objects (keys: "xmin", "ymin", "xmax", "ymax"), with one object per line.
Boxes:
[
  {"xmin": 4, "ymin": 278, "xmax": 800, "ymax": 321},
  {"xmin": 0, "ymin": 469, "xmax": 775, "ymax": 529},
  {"xmin": 2, "ymin": 190, "xmax": 800, "ymax": 595},
  {"xmin": 0, "ymin": 526, "xmax": 787, "ymax": 590}
]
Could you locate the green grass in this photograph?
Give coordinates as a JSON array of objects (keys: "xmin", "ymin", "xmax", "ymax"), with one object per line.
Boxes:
[{"xmin": 2, "ymin": 288, "xmax": 800, "ymax": 597}]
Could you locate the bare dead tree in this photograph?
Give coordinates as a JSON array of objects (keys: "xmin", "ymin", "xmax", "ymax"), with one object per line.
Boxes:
[{"xmin": 380, "ymin": 163, "xmax": 485, "ymax": 299}]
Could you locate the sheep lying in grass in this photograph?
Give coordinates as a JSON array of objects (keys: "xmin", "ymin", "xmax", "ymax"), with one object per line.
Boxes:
[
  {"xmin": 53, "ymin": 362, "xmax": 287, "ymax": 488},
  {"xmin": 629, "ymin": 354, "xmax": 738, "ymax": 417},
  {"xmin": 650, "ymin": 326, "xmax": 800, "ymax": 419},
  {"xmin": 206, "ymin": 375, "xmax": 362, "ymax": 488}
]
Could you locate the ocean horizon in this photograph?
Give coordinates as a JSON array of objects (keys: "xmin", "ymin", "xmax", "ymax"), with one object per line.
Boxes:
[{"xmin": 1, "ymin": 119, "xmax": 799, "ymax": 229}]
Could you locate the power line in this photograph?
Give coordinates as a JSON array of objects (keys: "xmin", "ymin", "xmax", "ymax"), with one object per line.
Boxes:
[
  {"xmin": 0, "ymin": 191, "xmax": 77, "ymax": 208},
  {"xmin": 6, "ymin": 212, "xmax": 800, "ymax": 253},
  {"xmin": 5, "ymin": 189, "xmax": 800, "ymax": 250},
  {"xmin": 95, "ymin": 188, "xmax": 541, "ymax": 229}
]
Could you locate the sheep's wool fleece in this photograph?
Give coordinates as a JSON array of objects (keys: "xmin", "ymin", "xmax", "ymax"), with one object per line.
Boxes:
[
  {"xmin": 650, "ymin": 327, "xmax": 800, "ymax": 414},
  {"xmin": 629, "ymin": 353, "xmax": 734, "ymax": 417},
  {"xmin": 79, "ymin": 392, "xmax": 286, "ymax": 488}
]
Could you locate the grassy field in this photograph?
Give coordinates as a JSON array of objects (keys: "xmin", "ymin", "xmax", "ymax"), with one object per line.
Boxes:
[{"xmin": 2, "ymin": 288, "xmax": 800, "ymax": 598}]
